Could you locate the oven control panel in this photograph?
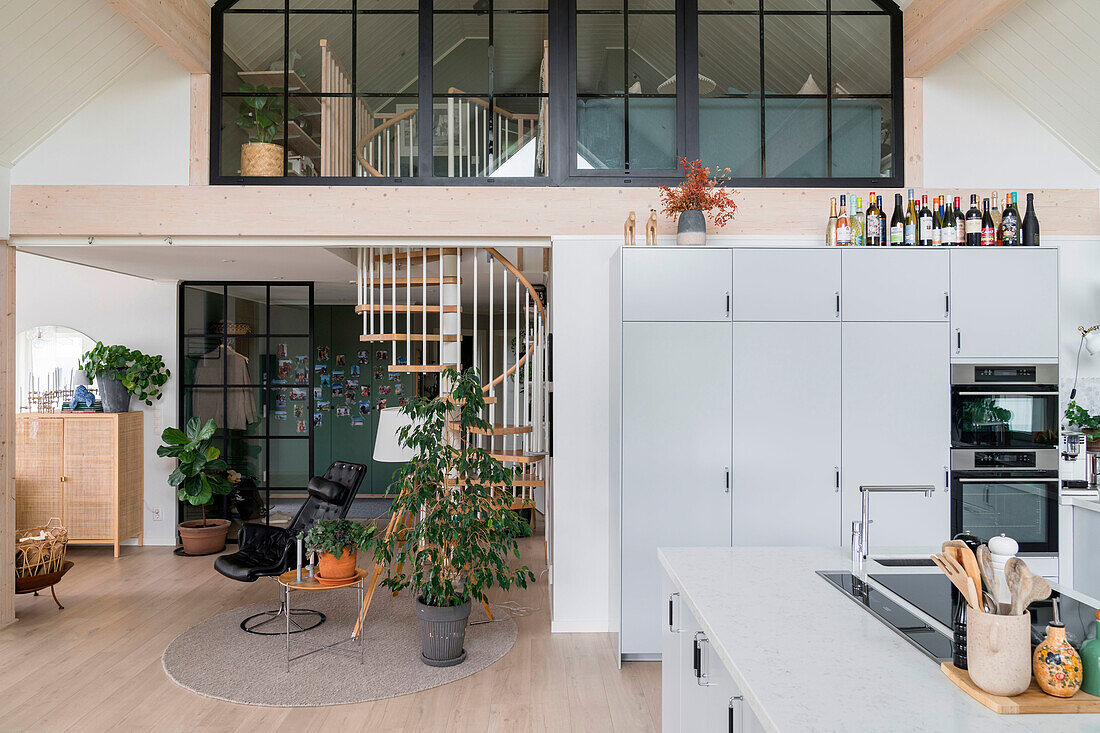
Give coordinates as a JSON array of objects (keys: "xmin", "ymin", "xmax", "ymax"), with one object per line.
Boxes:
[
  {"xmin": 974, "ymin": 451, "xmax": 1036, "ymax": 468},
  {"xmin": 974, "ymin": 366, "xmax": 1036, "ymax": 383}
]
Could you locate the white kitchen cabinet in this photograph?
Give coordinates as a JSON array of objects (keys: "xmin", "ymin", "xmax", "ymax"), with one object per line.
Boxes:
[
  {"xmin": 618, "ymin": 321, "xmax": 733, "ymax": 658},
  {"xmin": 949, "ymin": 248, "xmax": 1059, "ymax": 360},
  {"xmin": 734, "ymin": 321, "xmax": 842, "ymax": 546},
  {"xmin": 842, "ymin": 248, "xmax": 949, "ymax": 322},
  {"xmin": 842, "ymin": 322, "xmax": 950, "ymax": 548},
  {"xmin": 621, "ymin": 247, "xmax": 732, "ymax": 322},
  {"xmin": 733, "ymin": 248, "xmax": 841, "ymax": 321},
  {"xmin": 662, "ymin": 570, "xmax": 683, "ymax": 733}
]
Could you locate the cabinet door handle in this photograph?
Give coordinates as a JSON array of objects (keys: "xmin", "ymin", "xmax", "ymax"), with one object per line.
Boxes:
[
  {"xmin": 944, "ymin": 291, "xmax": 950, "ymax": 319},
  {"xmin": 955, "ymin": 329, "xmax": 961, "ymax": 354},
  {"xmin": 725, "ymin": 467, "xmax": 730, "ymax": 494},
  {"xmin": 835, "ymin": 291, "xmax": 840, "ymax": 318},
  {"xmin": 725, "ymin": 291, "xmax": 731, "ymax": 317},
  {"xmin": 668, "ymin": 592, "xmax": 680, "ymax": 632},
  {"xmin": 694, "ymin": 632, "xmax": 716, "ymax": 686},
  {"xmin": 835, "ymin": 467, "xmax": 840, "ymax": 493},
  {"xmin": 729, "ymin": 696, "xmax": 745, "ymax": 733}
]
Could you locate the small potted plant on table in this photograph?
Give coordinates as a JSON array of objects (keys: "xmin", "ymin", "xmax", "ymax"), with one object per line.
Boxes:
[
  {"xmin": 302, "ymin": 519, "xmax": 376, "ymax": 585},
  {"xmin": 79, "ymin": 342, "xmax": 169, "ymax": 413},
  {"xmin": 658, "ymin": 158, "xmax": 738, "ymax": 246},
  {"xmin": 158, "ymin": 417, "xmax": 236, "ymax": 555},
  {"xmin": 374, "ymin": 367, "xmax": 535, "ymax": 667}
]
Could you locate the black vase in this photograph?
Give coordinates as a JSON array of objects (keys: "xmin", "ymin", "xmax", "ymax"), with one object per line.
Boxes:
[{"xmin": 97, "ymin": 371, "xmax": 132, "ymax": 413}]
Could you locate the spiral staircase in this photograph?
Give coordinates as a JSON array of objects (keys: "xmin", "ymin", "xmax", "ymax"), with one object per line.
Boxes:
[{"xmin": 354, "ymin": 246, "xmax": 549, "ymax": 521}]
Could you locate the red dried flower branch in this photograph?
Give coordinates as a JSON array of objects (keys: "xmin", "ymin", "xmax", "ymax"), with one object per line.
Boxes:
[{"xmin": 657, "ymin": 158, "xmax": 739, "ymax": 228}]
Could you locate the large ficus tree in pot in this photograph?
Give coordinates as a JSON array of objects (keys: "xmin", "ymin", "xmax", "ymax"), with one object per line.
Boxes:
[{"xmin": 375, "ymin": 368, "xmax": 534, "ymax": 663}]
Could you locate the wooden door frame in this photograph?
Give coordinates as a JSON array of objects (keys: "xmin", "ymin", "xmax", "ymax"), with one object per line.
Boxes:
[{"xmin": 1, "ymin": 240, "xmax": 15, "ymax": 628}]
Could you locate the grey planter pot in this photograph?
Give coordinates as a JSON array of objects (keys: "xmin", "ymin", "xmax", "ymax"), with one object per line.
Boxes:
[
  {"xmin": 677, "ymin": 209, "xmax": 707, "ymax": 246},
  {"xmin": 97, "ymin": 371, "xmax": 132, "ymax": 413},
  {"xmin": 416, "ymin": 597, "xmax": 471, "ymax": 667}
]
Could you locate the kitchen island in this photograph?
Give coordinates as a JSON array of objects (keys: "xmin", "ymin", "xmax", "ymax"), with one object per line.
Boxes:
[{"xmin": 659, "ymin": 546, "xmax": 1100, "ymax": 732}]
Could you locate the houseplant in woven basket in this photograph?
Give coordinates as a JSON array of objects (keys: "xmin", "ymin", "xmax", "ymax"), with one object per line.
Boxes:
[
  {"xmin": 374, "ymin": 367, "xmax": 535, "ymax": 667},
  {"xmin": 301, "ymin": 519, "xmax": 376, "ymax": 585},
  {"xmin": 79, "ymin": 342, "xmax": 169, "ymax": 413},
  {"xmin": 658, "ymin": 158, "xmax": 738, "ymax": 246},
  {"xmin": 158, "ymin": 417, "xmax": 237, "ymax": 555},
  {"xmin": 235, "ymin": 83, "xmax": 300, "ymax": 176}
]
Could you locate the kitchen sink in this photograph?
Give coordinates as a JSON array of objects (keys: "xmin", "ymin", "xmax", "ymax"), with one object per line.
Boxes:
[{"xmin": 872, "ymin": 557, "xmax": 936, "ymax": 567}]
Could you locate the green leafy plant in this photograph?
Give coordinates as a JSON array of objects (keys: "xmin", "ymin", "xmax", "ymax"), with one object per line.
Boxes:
[
  {"xmin": 1065, "ymin": 401, "xmax": 1100, "ymax": 441},
  {"xmin": 959, "ymin": 397, "xmax": 1013, "ymax": 427},
  {"xmin": 374, "ymin": 367, "xmax": 535, "ymax": 608},
  {"xmin": 234, "ymin": 83, "xmax": 300, "ymax": 144},
  {"xmin": 158, "ymin": 417, "xmax": 235, "ymax": 526},
  {"xmin": 301, "ymin": 519, "xmax": 376, "ymax": 558},
  {"xmin": 79, "ymin": 342, "xmax": 170, "ymax": 405}
]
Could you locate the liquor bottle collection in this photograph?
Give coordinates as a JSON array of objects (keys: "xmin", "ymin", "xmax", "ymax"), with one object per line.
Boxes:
[{"xmin": 826, "ymin": 189, "xmax": 1040, "ymax": 247}]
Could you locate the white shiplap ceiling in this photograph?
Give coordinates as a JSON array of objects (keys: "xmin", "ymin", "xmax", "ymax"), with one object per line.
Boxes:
[
  {"xmin": 0, "ymin": 0, "xmax": 157, "ymax": 167},
  {"xmin": 956, "ymin": 0, "xmax": 1099, "ymax": 173}
]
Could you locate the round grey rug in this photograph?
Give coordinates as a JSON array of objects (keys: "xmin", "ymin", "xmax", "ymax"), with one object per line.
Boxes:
[{"xmin": 162, "ymin": 589, "xmax": 517, "ymax": 706}]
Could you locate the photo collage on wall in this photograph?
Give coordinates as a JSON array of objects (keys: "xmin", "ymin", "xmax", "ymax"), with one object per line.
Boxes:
[
  {"xmin": 272, "ymin": 343, "xmax": 311, "ymax": 433},
  {"xmin": 312, "ymin": 345, "xmax": 413, "ymax": 429}
]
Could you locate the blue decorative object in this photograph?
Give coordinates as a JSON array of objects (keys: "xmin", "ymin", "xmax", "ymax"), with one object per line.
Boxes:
[{"xmin": 73, "ymin": 385, "xmax": 96, "ymax": 407}]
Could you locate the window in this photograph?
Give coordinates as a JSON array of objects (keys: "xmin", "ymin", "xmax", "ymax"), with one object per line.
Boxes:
[{"xmin": 212, "ymin": 0, "xmax": 900, "ymax": 185}]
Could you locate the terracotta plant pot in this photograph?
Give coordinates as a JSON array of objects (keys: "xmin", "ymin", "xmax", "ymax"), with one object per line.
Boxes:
[
  {"xmin": 177, "ymin": 518, "xmax": 231, "ymax": 556},
  {"xmin": 240, "ymin": 142, "xmax": 283, "ymax": 176},
  {"xmin": 317, "ymin": 548, "xmax": 357, "ymax": 580}
]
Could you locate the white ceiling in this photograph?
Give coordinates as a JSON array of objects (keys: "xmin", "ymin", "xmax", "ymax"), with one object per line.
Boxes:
[{"xmin": 0, "ymin": 0, "xmax": 156, "ymax": 167}]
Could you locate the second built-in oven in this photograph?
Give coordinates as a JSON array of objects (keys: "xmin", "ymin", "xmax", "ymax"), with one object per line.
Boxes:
[
  {"xmin": 950, "ymin": 449, "xmax": 1059, "ymax": 554},
  {"xmin": 951, "ymin": 364, "xmax": 1059, "ymax": 450}
]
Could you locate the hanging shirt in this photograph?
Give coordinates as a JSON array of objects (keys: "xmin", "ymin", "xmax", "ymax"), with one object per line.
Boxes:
[{"xmin": 192, "ymin": 346, "xmax": 259, "ymax": 431}]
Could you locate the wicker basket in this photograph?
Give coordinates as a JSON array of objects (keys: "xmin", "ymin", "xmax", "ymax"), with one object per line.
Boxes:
[{"xmin": 16, "ymin": 518, "xmax": 69, "ymax": 579}]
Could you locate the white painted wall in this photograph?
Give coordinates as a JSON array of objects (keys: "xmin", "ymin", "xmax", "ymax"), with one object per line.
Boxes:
[
  {"xmin": 11, "ymin": 49, "xmax": 189, "ymax": 186},
  {"xmin": 15, "ymin": 252, "xmax": 179, "ymax": 545},
  {"xmin": 923, "ymin": 55, "xmax": 1100, "ymax": 189}
]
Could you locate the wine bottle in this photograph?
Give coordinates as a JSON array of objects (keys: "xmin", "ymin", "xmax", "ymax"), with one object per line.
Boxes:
[
  {"xmin": 981, "ymin": 198, "xmax": 995, "ymax": 246},
  {"xmin": 836, "ymin": 195, "xmax": 852, "ymax": 246},
  {"xmin": 965, "ymin": 194, "xmax": 982, "ymax": 246},
  {"xmin": 942, "ymin": 199, "xmax": 957, "ymax": 246},
  {"xmin": 931, "ymin": 196, "xmax": 942, "ymax": 246},
  {"xmin": 1022, "ymin": 192, "xmax": 1040, "ymax": 246},
  {"xmin": 865, "ymin": 192, "xmax": 881, "ymax": 246},
  {"xmin": 877, "ymin": 195, "xmax": 887, "ymax": 247},
  {"xmin": 918, "ymin": 194, "xmax": 933, "ymax": 246},
  {"xmin": 904, "ymin": 188, "xmax": 918, "ymax": 245},
  {"xmin": 890, "ymin": 193, "xmax": 905, "ymax": 246},
  {"xmin": 853, "ymin": 196, "xmax": 866, "ymax": 247},
  {"xmin": 826, "ymin": 197, "xmax": 838, "ymax": 246},
  {"xmin": 1000, "ymin": 192, "xmax": 1020, "ymax": 246},
  {"xmin": 990, "ymin": 191, "xmax": 1002, "ymax": 234}
]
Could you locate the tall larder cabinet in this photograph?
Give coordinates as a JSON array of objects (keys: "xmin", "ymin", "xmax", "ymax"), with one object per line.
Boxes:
[{"xmin": 611, "ymin": 248, "xmax": 733, "ymax": 662}]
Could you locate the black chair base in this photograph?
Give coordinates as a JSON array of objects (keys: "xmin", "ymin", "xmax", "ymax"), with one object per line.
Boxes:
[{"xmin": 241, "ymin": 602, "xmax": 326, "ymax": 635}]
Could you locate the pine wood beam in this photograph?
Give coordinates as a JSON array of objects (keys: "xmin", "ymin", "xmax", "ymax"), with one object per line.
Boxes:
[
  {"xmin": 0, "ymin": 240, "xmax": 14, "ymax": 629},
  {"xmin": 107, "ymin": 0, "xmax": 211, "ymax": 74},
  {"xmin": 904, "ymin": 78, "xmax": 923, "ymax": 188},
  {"xmin": 904, "ymin": 0, "xmax": 1027, "ymax": 77},
  {"xmin": 190, "ymin": 74, "xmax": 210, "ymax": 185}
]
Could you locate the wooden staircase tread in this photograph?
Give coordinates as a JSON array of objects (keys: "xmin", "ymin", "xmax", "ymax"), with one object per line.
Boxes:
[
  {"xmin": 361, "ymin": 333, "xmax": 460, "ymax": 342},
  {"xmin": 441, "ymin": 393, "xmax": 498, "ymax": 405},
  {"xmin": 487, "ymin": 450, "xmax": 545, "ymax": 464},
  {"xmin": 447, "ymin": 422, "xmax": 533, "ymax": 436},
  {"xmin": 445, "ymin": 478, "xmax": 545, "ymax": 488},
  {"xmin": 354, "ymin": 303, "xmax": 461, "ymax": 313},
  {"xmin": 388, "ymin": 364, "xmax": 457, "ymax": 373},
  {"xmin": 372, "ymin": 248, "xmax": 458, "ymax": 265}
]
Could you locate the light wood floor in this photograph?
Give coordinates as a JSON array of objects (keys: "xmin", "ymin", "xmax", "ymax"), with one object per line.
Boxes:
[{"xmin": 0, "ymin": 526, "xmax": 660, "ymax": 732}]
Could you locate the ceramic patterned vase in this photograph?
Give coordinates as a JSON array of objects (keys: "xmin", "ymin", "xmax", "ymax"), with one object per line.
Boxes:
[{"xmin": 1034, "ymin": 623, "xmax": 1083, "ymax": 697}]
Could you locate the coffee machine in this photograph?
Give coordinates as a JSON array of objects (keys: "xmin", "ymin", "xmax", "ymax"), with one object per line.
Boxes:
[{"xmin": 1061, "ymin": 431, "xmax": 1090, "ymax": 494}]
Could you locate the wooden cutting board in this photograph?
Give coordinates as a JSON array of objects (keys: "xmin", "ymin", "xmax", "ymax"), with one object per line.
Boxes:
[{"xmin": 941, "ymin": 663, "xmax": 1100, "ymax": 714}]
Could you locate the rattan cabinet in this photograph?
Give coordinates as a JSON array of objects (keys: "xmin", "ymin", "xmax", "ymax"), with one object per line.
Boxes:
[{"xmin": 16, "ymin": 412, "xmax": 143, "ymax": 557}]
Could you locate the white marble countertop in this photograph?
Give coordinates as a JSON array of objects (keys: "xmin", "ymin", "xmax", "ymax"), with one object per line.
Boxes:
[
  {"xmin": 1065, "ymin": 496, "xmax": 1100, "ymax": 514},
  {"xmin": 658, "ymin": 546, "xmax": 1100, "ymax": 733}
]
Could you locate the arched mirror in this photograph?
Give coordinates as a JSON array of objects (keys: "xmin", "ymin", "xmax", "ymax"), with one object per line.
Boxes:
[{"xmin": 16, "ymin": 325, "xmax": 97, "ymax": 411}]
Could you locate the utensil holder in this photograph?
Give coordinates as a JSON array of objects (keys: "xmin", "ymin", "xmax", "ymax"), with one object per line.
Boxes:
[{"xmin": 967, "ymin": 608, "xmax": 1032, "ymax": 697}]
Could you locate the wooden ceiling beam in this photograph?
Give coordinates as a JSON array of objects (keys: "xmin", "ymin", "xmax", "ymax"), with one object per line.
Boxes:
[
  {"xmin": 904, "ymin": 0, "xmax": 1027, "ymax": 77},
  {"xmin": 107, "ymin": 0, "xmax": 211, "ymax": 74}
]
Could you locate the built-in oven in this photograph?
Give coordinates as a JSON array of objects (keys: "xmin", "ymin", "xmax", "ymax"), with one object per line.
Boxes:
[
  {"xmin": 950, "ymin": 449, "xmax": 1059, "ymax": 554},
  {"xmin": 951, "ymin": 364, "xmax": 1059, "ymax": 450}
]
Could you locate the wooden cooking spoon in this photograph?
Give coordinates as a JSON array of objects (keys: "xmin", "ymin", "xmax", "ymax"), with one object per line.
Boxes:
[
  {"xmin": 931, "ymin": 553, "xmax": 979, "ymax": 609},
  {"xmin": 975, "ymin": 544, "xmax": 999, "ymax": 612}
]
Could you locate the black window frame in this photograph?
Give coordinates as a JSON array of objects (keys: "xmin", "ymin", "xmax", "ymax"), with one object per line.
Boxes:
[{"xmin": 210, "ymin": 0, "xmax": 902, "ymax": 187}]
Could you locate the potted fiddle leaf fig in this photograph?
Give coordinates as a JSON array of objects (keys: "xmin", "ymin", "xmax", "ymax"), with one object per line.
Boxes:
[
  {"xmin": 301, "ymin": 519, "xmax": 376, "ymax": 584},
  {"xmin": 235, "ymin": 83, "xmax": 300, "ymax": 176},
  {"xmin": 79, "ymin": 342, "xmax": 170, "ymax": 413},
  {"xmin": 375, "ymin": 367, "xmax": 535, "ymax": 667},
  {"xmin": 159, "ymin": 417, "xmax": 237, "ymax": 555}
]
